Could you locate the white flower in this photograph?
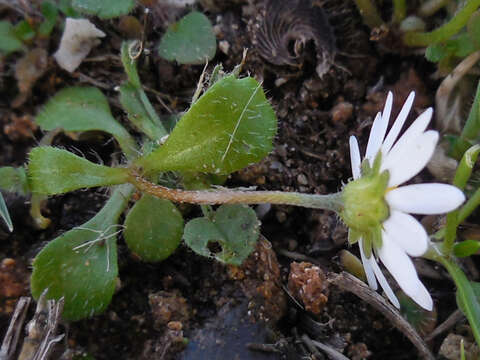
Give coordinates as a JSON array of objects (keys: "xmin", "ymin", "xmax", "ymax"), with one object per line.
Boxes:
[{"xmin": 347, "ymin": 91, "xmax": 465, "ymax": 310}]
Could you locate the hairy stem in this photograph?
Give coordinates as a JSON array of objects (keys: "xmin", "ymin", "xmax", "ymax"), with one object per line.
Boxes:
[{"xmin": 129, "ymin": 174, "xmax": 344, "ymax": 212}]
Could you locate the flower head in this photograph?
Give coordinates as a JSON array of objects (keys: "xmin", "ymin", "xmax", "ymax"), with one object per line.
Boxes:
[{"xmin": 341, "ymin": 92, "xmax": 465, "ymax": 310}]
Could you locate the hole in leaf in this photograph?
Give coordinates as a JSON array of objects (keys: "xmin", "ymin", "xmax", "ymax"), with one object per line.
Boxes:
[{"xmin": 207, "ymin": 241, "xmax": 222, "ymax": 254}]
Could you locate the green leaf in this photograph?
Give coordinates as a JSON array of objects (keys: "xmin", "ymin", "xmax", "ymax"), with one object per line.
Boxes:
[
  {"xmin": 453, "ymin": 144, "xmax": 480, "ymax": 190},
  {"xmin": 35, "ymin": 87, "xmax": 137, "ymax": 159},
  {"xmin": 425, "ymin": 43, "xmax": 447, "ymax": 62},
  {"xmin": 124, "ymin": 195, "xmax": 183, "ymax": 262},
  {"xmin": 119, "ymin": 83, "xmax": 167, "ymax": 141},
  {"xmin": 183, "ymin": 204, "xmax": 260, "ymax": 265},
  {"xmin": 72, "ymin": 0, "xmax": 135, "ymax": 19},
  {"xmin": 137, "ymin": 75, "xmax": 277, "ymax": 175},
  {"xmin": 456, "ymin": 280, "xmax": 480, "ymax": 335},
  {"xmin": 451, "ymin": 80, "xmax": 480, "ymax": 160},
  {"xmin": 31, "ymin": 185, "xmax": 133, "ymax": 320},
  {"xmin": 38, "ymin": 1, "xmax": 59, "ymax": 37},
  {"xmin": 448, "ymin": 33, "xmax": 477, "ymax": 58},
  {"xmin": 0, "ymin": 193, "xmax": 13, "ymax": 232},
  {"xmin": 119, "ymin": 42, "xmax": 167, "ymax": 140},
  {"xmin": 0, "ymin": 166, "xmax": 29, "ymax": 195},
  {"xmin": 28, "ymin": 147, "xmax": 129, "ymax": 195},
  {"xmin": 13, "ymin": 20, "xmax": 35, "ymax": 42},
  {"xmin": 0, "ymin": 21, "xmax": 23, "ymax": 54},
  {"xmin": 120, "ymin": 41, "xmax": 141, "ymax": 88},
  {"xmin": 468, "ymin": 10, "xmax": 480, "ymax": 48},
  {"xmin": 439, "ymin": 257, "xmax": 480, "ymax": 346},
  {"xmin": 158, "ymin": 11, "xmax": 216, "ymax": 65},
  {"xmin": 454, "ymin": 239, "xmax": 480, "ymax": 257},
  {"xmin": 425, "ymin": 32, "xmax": 479, "ymax": 63},
  {"xmin": 58, "ymin": 0, "xmax": 80, "ymax": 17}
]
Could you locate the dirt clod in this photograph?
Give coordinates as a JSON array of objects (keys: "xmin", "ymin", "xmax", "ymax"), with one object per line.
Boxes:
[
  {"xmin": 288, "ymin": 261, "xmax": 328, "ymax": 315},
  {"xmin": 228, "ymin": 237, "xmax": 287, "ymax": 324},
  {"xmin": 439, "ymin": 333, "xmax": 480, "ymax": 360},
  {"xmin": 331, "ymin": 100, "xmax": 354, "ymax": 123},
  {"xmin": 149, "ymin": 290, "xmax": 190, "ymax": 331},
  {"xmin": 13, "ymin": 48, "xmax": 48, "ymax": 108},
  {"xmin": 0, "ymin": 258, "xmax": 29, "ymax": 315},
  {"xmin": 4, "ymin": 114, "xmax": 37, "ymax": 141},
  {"xmin": 348, "ymin": 342, "xmax": 372, "ymax": 360}
]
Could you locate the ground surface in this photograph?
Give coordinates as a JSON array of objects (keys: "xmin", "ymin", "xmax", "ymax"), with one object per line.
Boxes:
[{"xmin": 0, "ymin": 1, "xmax": 477, "ymax": 359}]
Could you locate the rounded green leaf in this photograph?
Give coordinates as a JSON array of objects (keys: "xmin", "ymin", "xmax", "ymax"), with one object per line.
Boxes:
[
  {"xmin": 425, "ymin": 44, "xmax": 447, "ymax": 62},
  {"xmin": 137, "ymin": 75, "xmax": 277, "ymax": 175},
  {"xmin": 38, "ymin": 1, "xmax": 59, "ymax": 37},
  {"xmin": 158, "ymin": 11, "xmax": 216, "ymax": 64},
  {"xmin": 0, "ymin": 21, "xmax": 23, "ymax": 54},
  {"xmin": 35, "ymin": 87, "xmax": 136, "ymax": 158},
  {"xmin": 31, "ymin": 185, "xmax": 133, "ymax": 320},
  {"xmin": 454, "ymin": 239, "xmax": 480, "ymax": 257},
  {"xmin": 124, "ymin": 195, "xmax": 184, "ymax": 262},
  {"xmin": 31, "ymin": 229, "xmax": 118, "ymax": 320},
  {"xmin": 72, "ymin": 0, "xmax": 135, "ymax": 19},
  {"xmin": 13, "ymin": 20, "xmax": 35, "ymax": 42},
  {"xmin": 183, "ymin": 204, "xmax": 260, "ymax": 265},
  {"xmin": 28, "ymin": 147, "xmax": 129, "ymax": 195}
]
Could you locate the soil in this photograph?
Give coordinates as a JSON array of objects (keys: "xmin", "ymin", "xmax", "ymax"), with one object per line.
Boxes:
[{"xmin": 0, "ymin": 1, "xmax": 477, "ymax": 359}]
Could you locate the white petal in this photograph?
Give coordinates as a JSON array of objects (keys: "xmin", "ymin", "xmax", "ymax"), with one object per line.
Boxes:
[
  {"xmin": 349, "ymin": 136, "xmax": 361, "ymax": 179},
  {"xmin": 382, "ymin": 130, "xmax": 438, "ymax": 187},
  {"xmin": 386, "ymin": 183, "xmax": 466, "ymax": 214},
  {"xmin": 382, "ymin": 91, "xmax": 415, "ymax": 154},
  {"xmin": 410, "ymin": 281, "xmax": 434, "ymax": 311},
  {"xmin": 382, "ymin": 210, "xmax": 428, "ymax": 256},
  {"xmin": 358, "ymin": 237, "xmax": 377, "ymax": 290},
  {"xmin": 383, "ymin": 107, "xmax": 433, "ymax": 159},
  {"xmin": 377, "ymin": 238, "xmax": 432, "ymax": 310},
  {"xmin": 366, "ymin": 112, "xmax": 388, "ymax": 163},
  {"xmin": 381, "ymin": 92, "xmax": 393, "ymax": 129},
  {"xmin": 369, "ymin": 254, "xmax": 400, "ymax": 308}
]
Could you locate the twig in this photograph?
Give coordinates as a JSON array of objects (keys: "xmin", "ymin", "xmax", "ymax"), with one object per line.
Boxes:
[
  {"xmin": 327, "ymin": 272, "xmax": 435, "ymax": 360},
  {"xmin": 83, "ymin": 55, "xmax": 121, "ymax": 63},
  {"xmin": 18, "ymin": 291, "xmax": 65, "ymax": 360},
  {"xmin": 142, "ymin": 86, "xmax": 174, "ymax": 100},
  {"xmin": 310, "ymin": 338, "xmax": 350, "ymax": 360},
  {"xmin": 425, "ymin": 309, "xmax": 464, "ymax": 342},
  {"xmin": 76, "ymin": 73, "xmax": 113, "ymax": 90},
  {"xmin": 246, "ymin": 343, "xmax": 282, "ymax": 353},
  {"xmin": 435, "ymin": 50, "xmax": 480, "ymax": 133},
  {"xmin": 0, "ymin": 297, "xmax": 31, "ymax": 360},
  {"xmin": 300, "ymin": 334, "xmax": 323, "ymax": 359}
]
